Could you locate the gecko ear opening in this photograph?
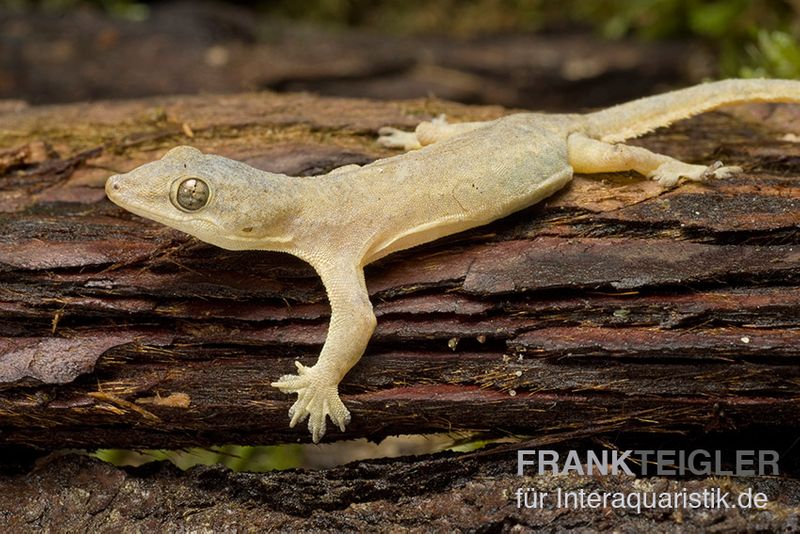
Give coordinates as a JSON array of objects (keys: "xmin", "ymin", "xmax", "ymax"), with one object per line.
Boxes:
[{"xmin": 164, "ymin": 146, "xmax": 203, "ymax": 159}]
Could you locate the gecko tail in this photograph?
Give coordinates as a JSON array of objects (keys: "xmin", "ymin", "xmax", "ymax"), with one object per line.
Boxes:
[{"xmin": 583, "ymin": 78, "xmax": 800, "ymax": 143}]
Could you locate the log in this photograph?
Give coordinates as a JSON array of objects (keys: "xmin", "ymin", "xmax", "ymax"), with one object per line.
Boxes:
[
  {"xmin": 0, "ymin": 451, "xmax": 798, "ymax": 531},
  {"xmin": 0, "ymin": 92, "xmax": 799, "ymax": 449}
]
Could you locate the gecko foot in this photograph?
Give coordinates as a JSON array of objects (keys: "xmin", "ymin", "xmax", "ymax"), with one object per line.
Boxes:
[
  {"xmin": 271, "ymin": 361, "xmax": 350, "ymax": 443},
  {"xmin": 377, "ymin": 127, "xmax": 422, "ymax": 150},
  {"xmin": 649, "ymin": 160, "xmax": 743, "ymax": 187}
]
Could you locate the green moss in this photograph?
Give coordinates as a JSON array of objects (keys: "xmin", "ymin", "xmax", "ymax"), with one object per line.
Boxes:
[
  {"xmin": 741, "ymin": 30, "xmax": 800, "ymax": 79},
  {"xmin": 94, "ymin": 444, "xmax": 304, "ymax": 472},
  {"xmin": 549, "ymin": 0, "xmax": 800, "ymax": 77}
]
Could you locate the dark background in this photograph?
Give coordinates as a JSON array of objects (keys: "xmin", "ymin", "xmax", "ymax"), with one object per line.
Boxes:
[{"xmin": 3, "ymin": 0, "xmax": 800, "ymax": 110}]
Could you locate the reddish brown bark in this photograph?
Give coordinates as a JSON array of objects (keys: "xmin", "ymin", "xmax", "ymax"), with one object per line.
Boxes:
[{"xmin": 0, "ymin": 92, "xmax": 799, "ymax": 448}]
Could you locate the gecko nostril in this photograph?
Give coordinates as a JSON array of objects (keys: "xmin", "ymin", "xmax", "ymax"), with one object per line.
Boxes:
[{"xmin": 107, "ymin": 175, "xmax": 121, "ymax": 192}]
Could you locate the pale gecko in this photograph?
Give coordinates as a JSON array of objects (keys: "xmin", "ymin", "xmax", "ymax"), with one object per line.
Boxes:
[{"xmin": 105, "ymin": 78, "xmax": 800, "ymax": 442}]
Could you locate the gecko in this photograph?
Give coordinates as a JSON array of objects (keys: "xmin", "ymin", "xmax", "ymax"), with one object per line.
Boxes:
[{"xmin": 105, "ymin": 78, "xmax": 800, "ymax": 442}]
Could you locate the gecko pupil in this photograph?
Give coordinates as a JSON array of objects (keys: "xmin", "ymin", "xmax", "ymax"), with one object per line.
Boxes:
[{"xmin": 175, "ymin": 178, "xmax": 209, "ymax": 211}]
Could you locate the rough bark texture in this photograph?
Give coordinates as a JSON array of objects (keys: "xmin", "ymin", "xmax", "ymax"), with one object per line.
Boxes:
[
  {"xmin": 0, "ymin": 451, "xmax": 798, "ymax": 532},
  {"xmin": 0, "ymin": 92, "xmax": 799, "ymax": 453},
  {"xmin": 2, "ymin": 88, "xmax": 800, "ymax": 532}
]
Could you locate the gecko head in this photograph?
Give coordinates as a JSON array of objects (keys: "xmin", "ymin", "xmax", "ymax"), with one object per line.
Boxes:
[{"xmin": 105, "ymin": 146, "xmax": 299, "ymax": 251}]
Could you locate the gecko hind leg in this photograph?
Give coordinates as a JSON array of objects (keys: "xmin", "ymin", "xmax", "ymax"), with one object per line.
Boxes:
[{"xmin": 568, "ymin": 132, "xmax": 742, "ymax": 187}]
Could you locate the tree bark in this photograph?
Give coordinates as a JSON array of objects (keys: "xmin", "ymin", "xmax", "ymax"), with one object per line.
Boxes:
[
  {"xmin": 1, "ymin": 451, "xmax": 798, "ymax": 531},
  {"xmin": 0, "ymin": 92, "xmax": 799, "ymax": 449}
]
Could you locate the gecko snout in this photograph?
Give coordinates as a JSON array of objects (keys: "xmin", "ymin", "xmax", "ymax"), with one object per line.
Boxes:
[
  {"xmin": 106, "ymin": 174, "xmax": 119, "ymax": 188},
  {"xmin": 105, "ymin": 174, "xmax": 123, "ymax": 196}
]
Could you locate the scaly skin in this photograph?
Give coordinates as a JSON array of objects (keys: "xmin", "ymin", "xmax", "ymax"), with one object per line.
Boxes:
[{"xmin": 106, "ymin": 78, "xmax": 800, "ymax": 442}]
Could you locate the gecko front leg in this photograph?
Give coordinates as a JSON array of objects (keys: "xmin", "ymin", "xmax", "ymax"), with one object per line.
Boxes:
[{"xmin": 271, "ymin": 259, "xmax": 376, "ymax": 442}]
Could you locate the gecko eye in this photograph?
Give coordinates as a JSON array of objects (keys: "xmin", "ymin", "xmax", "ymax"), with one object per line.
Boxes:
[{"xmin": 173, "ymin": 177, "xmax": 210, "ymax": 211}]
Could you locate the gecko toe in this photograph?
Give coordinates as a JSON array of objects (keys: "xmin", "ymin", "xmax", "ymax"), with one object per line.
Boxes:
[
  {"xmin": 377, "ymin": 127, "xmax": 421, "ymax": 150},
  {"xmin": 327, "ymin": 394, "xmax": 351, "ymax": 431},
  {"xmin": 695, "ymin": 161, "xmax": 743, "ymax": 181},
  {"xmin": 288, "ymin": 397, "xmax": 308, "ymax": 428},
  {"xmin": 308, "ymin": 407, "xmax": 327, "ymax": 444},
  {"xmin": 711, "ymin": 165, "xmax": 742, "ymax": 179}
]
